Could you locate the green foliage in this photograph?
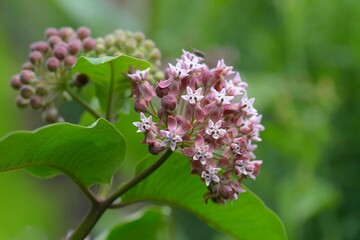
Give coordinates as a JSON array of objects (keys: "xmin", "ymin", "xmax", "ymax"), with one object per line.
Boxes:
[
  {"xmin": 95, "ymin": 206, "xmax": 171, "ymax": 240},
  {"xmin": 121, "ymin": 153, "xmax": 287, "ymax": 240},
  {"xmin": 72, "ymin": 55, "xmax": 151, "ymax": 114},
  {"xmin": 0, "ymin": 119, "xmax": 126, "ymax": 187}
]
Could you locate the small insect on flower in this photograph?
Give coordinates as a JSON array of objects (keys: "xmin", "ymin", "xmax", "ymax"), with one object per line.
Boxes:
[{"xmin": 192, "ymin": 48, "xmax": 205, "ymax": 58}]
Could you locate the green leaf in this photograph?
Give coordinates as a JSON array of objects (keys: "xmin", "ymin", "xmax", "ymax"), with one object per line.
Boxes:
[
  {"xmin": 71, "ymin": 55, "xmax": 151, "ymax": 114},
  {"xmin": 95, "ymin": 206, "xmax": 172, "ymax": 240},
  {"xmin": 0, "ymin": 119, "xmax": 126, "ymax": 187},
  {"xmin": 121, "ymin": 153, "xmax": 287, "ymax": 240}
]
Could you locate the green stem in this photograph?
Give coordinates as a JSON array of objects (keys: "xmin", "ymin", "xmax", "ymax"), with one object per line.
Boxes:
[
  {"xmin": 106, "ymin": 149, "xmax": 173, "ymax": 204},
  {"xmin": 106, "ymin": 61, "xmax": 115, "ymax": 122},
  {"xmin": 65, "ymin": 85, "xmax": 102, "ymax": 119},
  {"xmin": 68, "ymin": 149, "xmax": 173, "ymax": 239},
  {"xmin": 68, "ymin": 203, "xmax": 107, "ymax": 240}
]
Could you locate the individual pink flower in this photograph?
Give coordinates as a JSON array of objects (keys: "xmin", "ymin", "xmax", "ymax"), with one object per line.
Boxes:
[
  {"xmin": 128, "ymin": 68, "xmax": 156, "ymax": 101},
  {"xmin": 212, "ymin": 59, "xmax": 234, "ymax": 78},
  {"xmin": 160, "ymin": 116, "xmax": 192, "ymax": 151},
  {"xmin": 181, "ymin": 86, "xmax": 204, "ymax": 105},
  {"xmin": 234, "ymin": 160, "xmax": 262, "ymax": 180},
  {"xmin": 133, "ymin": 112, "xmax": 152, "ymax": 132},
  {"xmin": 211, "ymin": 87, "xmax": 234, "ymax": 105},
  {"xmin": 182, "ymin": 135, "xmax": 213, "ymax": 165},
  {"xmin": 206, "ymin": 120, "xmax": 227, "ymax": 139},
  {"xmin": 133, "ymin": 112, "xmax": 156, "ymax": 143},
  {"xmin": 240, "ymin": 92, "xmax": 257, "ymax": 116},
  {"xmin": 201, "ymin": 166, "xmax": 221, "ymax": 186}
]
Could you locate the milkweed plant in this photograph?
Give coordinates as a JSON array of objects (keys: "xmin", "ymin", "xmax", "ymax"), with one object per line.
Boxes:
[{"xmin": 1, "ymin": 26, "xmax": 286, "ymax": 240}]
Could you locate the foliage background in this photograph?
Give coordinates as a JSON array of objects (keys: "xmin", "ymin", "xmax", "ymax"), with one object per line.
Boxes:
[{"xmin": 0, "ymin": 0, "xmax": 359, "ymax": 239}]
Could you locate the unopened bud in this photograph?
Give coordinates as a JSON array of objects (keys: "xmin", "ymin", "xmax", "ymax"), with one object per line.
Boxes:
[
  {"xmin": 48, "ymin": 35, "xmax": 62, "ymax": 48},
  {"xmin": 115, "ymin": 35, "xmax": 126, "ymax": 48},
  {"xmin": 203, "ymin": 71, "xmax": 217, "ymax": 87},
  {"xmin": 68, "ymin": 39, "xmax": 82, "ymax": 55},
  {"xmin": 150, "ymin": 48, "xmax": 161, "ymax": 60},
  {"xmin": 133, "ymin": 51, "xmax": 144, "ymax": 59},
  {"xmin": 76, "ymin": 26, "xmax": 91, "ymax": 40},
  {"xmin": 30, "ymin": 41, "xmax": 49, "ymax": 54},
  {"xmin": 59, "ymin": 27, "xmax": 74, "ymax": 40},
  {"xmin": 83, "ymin": 37, "xmax": 96, "ymax": 51},
  {"xmin": 20, "ymin": 85, "xmax": 34, "ymax": 99},
  {"xmin": 10, "ymin": 75, "xmax": 22, "ymax": 89},
  {"xmin": 64, "ymin": 55, "xmax": 77, "ymax": 67},
  {"xmin": 134, "ymin": 99, "xmax": 148, "ymax": 112},
  {"xmin": 35, "ymin": 85, "xmax": 49, "ymax": 96},
  {"xmin": 44, "ymin": 27, "xmax": 58, "ymax": 39},
  {"xmin": 20, "ymin": 70, "xmax": 35, "ymax": 84},
  {"xmin": 46, "ymin": 57, "xmax": 60, "ymax": 72},
  {"xmin": 156, "ymin": 86, "xmax": 169, "ymax": 98},
  {"xmin": 134, "ymin": 32, "xmax": 145, "ymax": 42},
  {"xmin": 16, "ymin": 96, "xmax": 29, "ymax": 108},
  {"xmin": 105, "ymin": 34, "xmax": 115, "ymax": 48},
  {"xmin": 29, "ymin": 51, "xmax": 43, "ymax": 64},
  {"xmin": 22, "ymin": 61, "xmax": 35, "ymax": 71},
  {"xmin": 30, "ymin": 96, "xmax": 43, "ymax": 110},
  {"xmin": 53, "ymin": 45, "xmax": 68, "ymax": 60},
  {"xmin": 74, "ymin": 73, "xmax": 89, "ymax": 88},
  {"xmin": 161, "ymin": 94, "xmax": 177, "ymax": 111},
  {"xmin": 42, "ymin": 107, "xmax": 59, "ymax": 123},
  {"xmin": 125, "ymin": 38, "xmax": 137, "ymax": 52},
  {"xmin": 148, "ymin": 142, "xmax": 165, "ymax": 155},
  {"xmin": 143, "ymin": 39, "xmax": 155, "ymax": 50}
]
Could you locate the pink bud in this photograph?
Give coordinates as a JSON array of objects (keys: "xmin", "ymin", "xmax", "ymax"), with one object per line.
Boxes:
[
  {"xmin": 161, "ymin": 94, "xmax": 177, "ymax": 111},
  {"xmin": 76, "ymin": 26, "xmax": 91, "ymax": 40},
  {"xmin": 155, "ymin": 86, "xmax": 169, "ymax": 98},
  {"xmin": 44, "ymin": 27, "xmax": 58, "ymax": 39},
  {"xmin": 134, "ymin": 99, "xmax": 148, "ymax": 113},
  {"xmin": 83, "ymin": 37, "xmax": 96, "ymax": 51},
  {"xmin": 10, "ymin": 75, "xmax": 22, "ymax": 89},
  {"xmin": 29, "ymin": 51, "xmax": 43, "ymax": 64},
  {"xmin": 46, "ymin": 57, "xmax": 60, "ymax": 72},
  {"xmin": 53, "ymin": 45, "xmax": 68, "ymax": 60},
  {"xmin": 148, "ymin": 141, "xmax": 165, "ymax": 155},
  {"xmin": 30, "ymin": 41, "xmax": 49, "ymax": 54},
  {"xmin": 68, "ymin": 39, "xmax": 82, "ymax": 55},
  {"xmin": 64, "ymin": 55, "xmax": 77, "ymax": 67},
  {"xmin": 48, "ymin": 35, "xmax": 62, "ymax": 48},
  {"xmin": 58, "ymin": 27, "xmax": 74, "ymax": 40},
  {"xmin": 20, "ymin": 70, "xmax": 35, "ymax": 84}
]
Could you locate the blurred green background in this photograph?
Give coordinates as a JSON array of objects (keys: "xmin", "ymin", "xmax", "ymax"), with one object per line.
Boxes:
[{"xmin": 0, "ymin": 0, "xmax": 359, "ymax": 239}]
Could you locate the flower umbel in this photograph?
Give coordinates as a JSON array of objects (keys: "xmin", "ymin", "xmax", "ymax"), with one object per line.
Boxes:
[{"xmin": 131, "ymin": 49, "xmax": 265, "ymax": 204}]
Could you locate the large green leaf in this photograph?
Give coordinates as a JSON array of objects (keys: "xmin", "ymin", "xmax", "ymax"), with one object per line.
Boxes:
[
  {"xmin": 121, "ymin": 153, "xmax": 287, "ymax": 240},
  {"xmin": 0, "ymin": 119, "xmax": 126, "ymax": 187},
  {"xmin": 71, "ymin": 55, "xmax": 151, "ymax": 114},
  {"xmin": 95, "ymin": 206, "xmax": 172, "ymax": 240}
]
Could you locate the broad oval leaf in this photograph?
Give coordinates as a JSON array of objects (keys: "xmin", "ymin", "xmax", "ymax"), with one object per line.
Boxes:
[
  {"xmin": 121, "ymin": 153, "xmax": 287, "ymax": 240},
  {"xmin": 71, "ymin": 55, "xmax": 151, "ymax": 114},
  {"xmin": 95, "ymin": 206, "xmax": 171, "ymax": 240},
  {"xmin": 0, "ymin": 119, "xmax": 126, "ymax": 187}
]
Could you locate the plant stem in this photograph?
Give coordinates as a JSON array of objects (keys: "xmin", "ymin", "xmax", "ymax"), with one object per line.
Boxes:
[
  {"xmin": 68, "ymin": 203, "xmax": 107, "ymax": 240},
  {"xmin": 106, "ymin": 61, "xmax": 115, "ymax": 122},
  {"xmin": 65, "ymin": 85, "xmax": 102, "ymax": 119},
  {"xmin": 106, "ymin": 149, "xmax": 173, "ymax": 204},
  {"xmin": 68, "ymin": 148, "xmax": 173, "ymax": 239}
]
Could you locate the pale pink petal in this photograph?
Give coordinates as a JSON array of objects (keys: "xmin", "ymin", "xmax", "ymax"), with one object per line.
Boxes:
[
  {"xmin": 181, "ymin": 147, "xmax": 197, "ymax": 157},
  {"xmin": 158, "ymin": 79, "xmax": 173, "ymax": 88},
  {"xmin": 139, "ymin": 82, "xmax": 156, "ymax": 101},
  {"xmin": 194, "ymin": 134, "xmax": 204, "ymax": 148}
]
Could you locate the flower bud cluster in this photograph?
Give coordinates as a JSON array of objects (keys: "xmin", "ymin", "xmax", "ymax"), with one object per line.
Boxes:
[
  {"xmin": 131, "ymin": 50, "xmax": 264, "ymax": 204},
  {"xmin": 10, "ymin": 26, "xmax": 97, "ymax": 123},
  {"xmin": 94, "ymin": 29, "xmax": 163, "ymax": 82},
  {"xmin": 10, "ymin": 27, "xmax": 162, "ymax": 123}
]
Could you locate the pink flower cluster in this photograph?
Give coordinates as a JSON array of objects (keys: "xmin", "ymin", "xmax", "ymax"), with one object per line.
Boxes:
[{"xmin": 130, "ymin": 50, "xmax": 264, "ymax": 204}]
